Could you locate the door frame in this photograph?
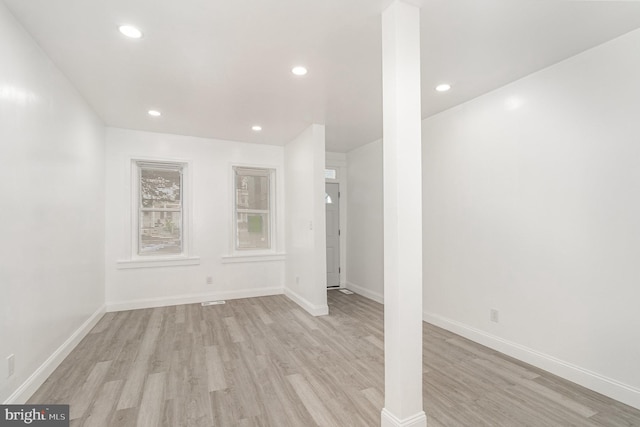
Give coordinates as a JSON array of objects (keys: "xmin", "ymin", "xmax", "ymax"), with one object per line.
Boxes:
[{"xmin": 325, "ymin": 153, "xmax": 347, "ymax": 287}]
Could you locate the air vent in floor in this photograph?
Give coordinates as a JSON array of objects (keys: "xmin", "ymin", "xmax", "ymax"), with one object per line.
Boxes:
[
  {"xmin": 201, "ymin": 300, "xmax": 226, "ymax": 306},
  {"xmin": 339, "ymin": 289, "xmax": 354, "ymax": 295}
]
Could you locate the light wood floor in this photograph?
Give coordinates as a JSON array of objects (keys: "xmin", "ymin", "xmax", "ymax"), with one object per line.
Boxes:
[{"xmin": 29, "ymin": 291, "xmax": 640, "ymax": 426}]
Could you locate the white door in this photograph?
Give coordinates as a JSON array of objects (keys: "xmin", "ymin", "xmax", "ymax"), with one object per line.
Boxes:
[{"xmin": 325, "ymin": 183, "xmax": 340, "ymax": 288}]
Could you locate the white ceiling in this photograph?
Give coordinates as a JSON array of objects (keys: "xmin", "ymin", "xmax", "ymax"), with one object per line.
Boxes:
[{"xmin": 5, "ymin": 0, "xmax": 640, "ymax": 152}]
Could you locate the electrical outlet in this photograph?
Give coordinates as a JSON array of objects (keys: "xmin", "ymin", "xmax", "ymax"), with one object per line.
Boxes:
[
  {"xmin": 490, "ymin": 309, "xmax": 499, "ymax": 323},
  {"xmin": 7, "ymin": 354, "xmax": 15, "ymax": 378},
  {"xmin": 206, "ymin": 276, "xmax": 213, "ymax": 285}
]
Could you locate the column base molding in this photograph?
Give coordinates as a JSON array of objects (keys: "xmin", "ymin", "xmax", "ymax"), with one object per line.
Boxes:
[{"xmin": 381, "ymin": 408, "xmax": 427, "ymax": 427}]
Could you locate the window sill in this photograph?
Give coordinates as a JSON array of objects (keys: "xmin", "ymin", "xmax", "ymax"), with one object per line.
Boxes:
[
  {"xmin": 116, "ymin": 256, "xmax": 201, "ymax": 269},
  {"xmin": 221, "ymin": 253, "xmax": 286, "ymax": 264}
]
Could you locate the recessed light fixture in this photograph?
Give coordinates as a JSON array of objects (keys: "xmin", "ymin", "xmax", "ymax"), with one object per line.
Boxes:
[
  {"xmin": 505, "ymin": 97, "xmax": 523, "ymax": 111},
  {"xmin": 251, "ymin": 125, "xmax": 262, "ymax": 131},
  {"xmin": 118, "ymin": 25, "xmax": 143, "ymax": 39},
  {"xmin": 435, "ymin": 83, "xmax": 451, "ymax": 92},
  {"xmin": 291, "ymin": 66, "xmax": 308, "ymax": 76},
  {"xmin": 148, "ymin": 110, "xmax": 161, "ymax": 117}
]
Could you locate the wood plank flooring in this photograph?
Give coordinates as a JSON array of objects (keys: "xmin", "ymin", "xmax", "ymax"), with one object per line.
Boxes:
[{"xmin": 29, "ymin": 291, "xmax": 640, "ymax": 426}]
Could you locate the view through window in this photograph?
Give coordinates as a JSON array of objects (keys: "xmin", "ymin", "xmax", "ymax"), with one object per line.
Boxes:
[
  {"xmin": 138, "ymin": 163, "xmax": 183, "ymax": 255},
  {"xmin": 234, "ymin": 167, "xmax": 272, "ymax": 250}
]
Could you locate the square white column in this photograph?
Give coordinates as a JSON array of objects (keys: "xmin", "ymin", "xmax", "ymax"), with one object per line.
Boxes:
[{"xmin": 381, "ymin": 1, "xmax": 426, "ymax": 426}]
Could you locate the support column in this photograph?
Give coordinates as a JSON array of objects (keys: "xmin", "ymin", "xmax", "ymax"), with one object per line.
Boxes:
[{"xmin": 381, "ymin": 1, "xmax": 426, "ymax": 427}]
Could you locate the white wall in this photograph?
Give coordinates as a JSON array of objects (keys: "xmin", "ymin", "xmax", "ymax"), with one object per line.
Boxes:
[
  {"xmin": 0, "ymin": 3, "xmax": 105, "ymax": 403},
  {"xmin": 422, "ymin": 29, "xmax": 640, "ymax": 409},
  {"xmin": 105, "ymin": 128, "xmax": 286, "ymax": 310},
  {"xmin": 346, "ymin": 139, "xmax": 384, "ymax": 303},
  {"xmin": 284, "ymin": 124, "xmax": 328, "ymax": 315}
]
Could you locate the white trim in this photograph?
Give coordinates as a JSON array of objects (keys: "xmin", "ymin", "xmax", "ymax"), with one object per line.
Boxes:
[
  {"xmin": 221, "ymin": 253, "xmax": 286, "ymax": 264},
  {"xmin": 381, "ymin": 409, "xmax": 427, "ymax": 427},
  {"xmin": 3, "ymin": 305, "xmax": 106, "ymax": 404},
  {"xmin": 346, "ymin": 281, "xmax": 384, "ymax": 304},
  {"xmin": 116, "ymin": 256, "xmax": 200, "ymax": 269},
  {"xmin": 422, "ymin": 310, "xmax": 640, "ymax": 411},
  {"xmin": 106, "ymin": 287, "xmax": 284, "ymax": 312},
  {"xmin": 284, "ymin": 288, "xmax": 329, "ymax": 316}
]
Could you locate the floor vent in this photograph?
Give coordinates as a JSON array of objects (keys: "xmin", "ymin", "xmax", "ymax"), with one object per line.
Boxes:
[
  {"xmin": 201, "ymin": 300, "xmax": 226, "ymax": 306},
  {"xmin": 339, "ymin": 289, "xmax": 354, "ymax": 295}
]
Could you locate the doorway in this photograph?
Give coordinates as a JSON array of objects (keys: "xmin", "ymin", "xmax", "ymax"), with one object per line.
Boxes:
[{"xmin": 325, "ymin": 182, "xmax": 340, "ymax": 288}]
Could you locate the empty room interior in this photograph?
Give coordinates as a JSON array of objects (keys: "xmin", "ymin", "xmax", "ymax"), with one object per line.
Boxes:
[{"xmin": 2, "ymin": 0, "xmax": 640, "ymax": 426}]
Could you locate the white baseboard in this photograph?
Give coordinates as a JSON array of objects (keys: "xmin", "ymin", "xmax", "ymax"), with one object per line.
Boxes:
[
  {"xmin": 423, "ymin": 310, "xmax": 640, "ymax": 410},
  {"xmin": 381, "ymin": 408, "xmax": 427, "ymax": 427},
  {"xmin": 284, "ymin": 288, "xmax": 329, "ymax": 316},
  {"xmin": 106, "ymin": 287, "xmax": 284, "ymax": 312},
  {"xmin": 346, "ymin": 281, "xmax": 384, "ymax": 304},
  {"xmin": 4, "ymin": 305, "xmax": 106, "ymax": 404}
]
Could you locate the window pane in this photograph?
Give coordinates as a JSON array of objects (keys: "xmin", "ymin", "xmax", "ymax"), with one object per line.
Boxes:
[
  {"xmin": 324, "ymin": 168, "xmax": 337, "ymax": 180},
  {"xmin": 236, "ymin": 174, "xmax": 268, "ymax": 210},
  {"xmin": 236, "ymin": 212, "xmax": 269, "ymax": 249},
  {"xmin": 141, "ymin": 168, "xmax": 181, "ymax": 209},
  {"xmin": 140, "ymin": 211, "xmax": 182, "ymax": 254},
  {"xmin": 325, "ymin": 193, "xmax": 333, "ymax": 204}
]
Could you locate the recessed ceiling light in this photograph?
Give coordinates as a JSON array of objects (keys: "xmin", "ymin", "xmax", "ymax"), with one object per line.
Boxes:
[
  {"xmin": 252, "ymin": 125, "xmax": 262, "ymax": 131},
  {"xmin": 148, "ymin": 110, "xmax": 161, "ymax": 117},
  {"xmin": 435, "ymin": 83, "xmax": 451, "ymax": 92},
  {"xmin": 505, "ymin": 97, "xmax": 523, "ymax": 110},
  {"xmin": 291, "ymin": 66, "xmax": 308, "ymax": 76},
  {"xmin": 119, "ymin": 25, "xmax": 143, "ymax": 39}
]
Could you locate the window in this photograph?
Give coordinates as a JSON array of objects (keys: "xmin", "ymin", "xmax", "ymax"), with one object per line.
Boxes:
[
  {"xmin": 325, "ymin": 168, "xmax": 338, "ymax": 180},
  {"xmin": 325, "ymin": 193, "xmax": 333, "ymax": 204},
  {"xmin": 137, "ymin": 162, "xmax": 183, "ymax": 256},
  {"xmin": 234, "ymin": 167, "xmax": 273, "ymax": 250}
]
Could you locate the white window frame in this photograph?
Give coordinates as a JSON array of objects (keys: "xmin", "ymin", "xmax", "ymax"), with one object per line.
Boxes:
[
  {"xmin": 117, "ymin": 158, "xmax": 199, "ymax": 269},
  {"xmin": 232, "ymin": 166, "xmax": 276, "ymax": 254}
]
